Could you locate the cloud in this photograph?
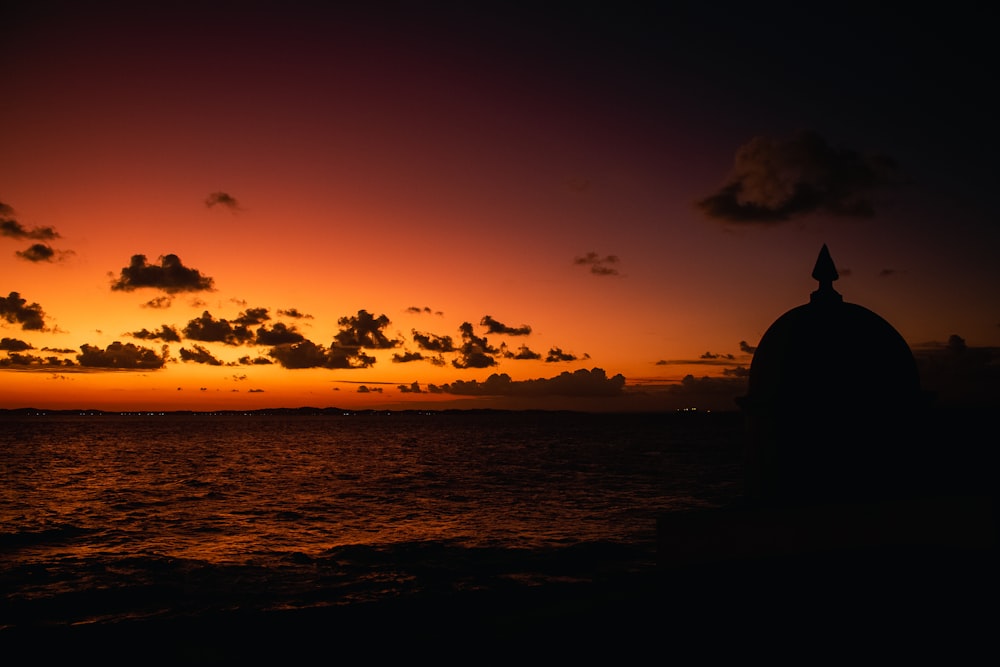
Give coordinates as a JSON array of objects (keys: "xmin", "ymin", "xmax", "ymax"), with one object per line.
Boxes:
[
  {"xmin": 698, "ymin": 130, "xmax": 903, "ymax": 223},
  {"xmin": 452, "ymin": 321, "xmax": 499, "ymax": 369},
  {"xmin": 0, "ymin": 217, "xmax": 60, "ymax": 241},
  {"xmin": 545, "ymin": 346, "xmax": 585, "ymax": 362},
  {"xmin": 392, "ymin": 351, "xmax": 427, "ymax": 363},
  {"xmin": 111, "ymin": 254, "xmax": 215, "ymax": 293},
  {"xmin": 434, "ymin": 367, "xmax": 626, "ymax": 397},
  {"xmin": 480, "ymin": 315, "xmax": 532, "ymax": 336},
  {"xmin": 180, "ymin": 306, "xmax": 299, "ymax": 345},
  {"xmin": 326, "ymin": 345, "xmax": 377, "ymax": 369},
  {"xmin": 0, "ymin": 291, "xmax": 47, "ymax": 330},
  {"xmin": 412, "ymin": 330, "xmax": 456, "ymax": 352},
  {"xmin": 179, "ymin": 344, "xmax": 224, "ymax": 365},
  {"xmin": 333, "ymin": 310, "xmax": 401, "ymax": 349},
  {"xmin": 1, "ymin": 337, "xmax": 33, "ymax": 351},
  {"xmin": 237, "ymin": 355, "xmax": 273, "ymax": 365},
  {"xmin": 268, "ymin": 340, "xmax": 329, "ymax": 368},
  {"xmin": 234, "ymin": 307, "xmax": 270, "ymax": 326},
  {"xmin": 700, "ymin": 351, "xmax": 735, "ymax": 360},
  {"xmin": 656, "ymin": 357, "xmax": 740, "ymax": 368},
  {"xmin": 502, "ymin": 343, "xmax": 541, "ymax": 360},
  {"xmin": 1, "ymin": 206, "xmax": 69, "ymax": 262},
  {"xmin": 658, "ymin": 341, "xmax": 757, "ymax": 367},
  {"xmin": 183, "ymin": 311, "xmax": 255, "ymax": 345},
  {"xmin": 141, "ymin": 296, "xmax": 173, "ymax": 309},
  {"xmin": 268, "ymin": 340, "xmax": 375, "ymax": 369},
  {"xmin": 0, "ymin": 353, "xmax": 77, "ymax": 368},
  {"xmin": 277, "ymin": 308, "xmax": 312, "ymax": 319},
  {"xmin": 127, "ymin": 325, "xmax": 182, "ymax": 342},
  {"xmin": 393, "ymin": 349, "xmax": 446, "ymax": 366},
  {"xmin": 205, "ymin": 191, "xmax": 241, "ymax": 210},
  {"xmin": 15, "ymin": 243, "xmax": 53, "ymax": 262},
  {"xmin": 255, "ymin": 322, "xmax": 305, "ymax": 345},
  {"xmin": 405, "ymin": 306, "xmax": 443, "ymax": 316},
  {"xmin": 914, "ymin": 335, "xmax": 1000, "ymax": 407},
  {"xmin": 573, "ymin": 251, "xmax": 621, "ymax": 276},
  {"xmin": 664, "ymin": 374, "xmax": 748, "ymax": 403},
  {"xmin": 77, "ymin": 342, "xmax": 167, "ymax": 369},
  {"xmin": 16, "ymin": 243, "xmax": 74, "ymax": 263}
]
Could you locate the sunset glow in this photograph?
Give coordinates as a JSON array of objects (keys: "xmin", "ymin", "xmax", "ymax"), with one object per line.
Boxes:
[{"xmin": 2, "ymin": 3, "xmax": 997, "ymax": 412}]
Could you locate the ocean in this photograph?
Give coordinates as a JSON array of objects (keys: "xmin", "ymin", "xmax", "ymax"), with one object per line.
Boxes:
[
  {"xmin": 1, "ymin": 409, "xmax": 746, "ymax": 655},
  {"xmin": 2, "ymin": 407, "xmax": 994, "ymax": 662}
]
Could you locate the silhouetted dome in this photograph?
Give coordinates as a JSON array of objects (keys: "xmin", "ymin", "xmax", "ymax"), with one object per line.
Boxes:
[
  {"xmin": 749, "ymin": 301, "xmax": 919, "ymax": 405},
  {"xmin": 738, "ymin": 244, "xmax": 931, "ymax": 505},
  {"xmin": 744, "ymin": 244, "xmax": 920, "ymax": 410}
]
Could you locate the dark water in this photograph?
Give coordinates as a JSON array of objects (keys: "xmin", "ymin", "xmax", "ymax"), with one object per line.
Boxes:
[{"xmin": 1, "ymin": 410, "xmax": 744, "ymax": 631}]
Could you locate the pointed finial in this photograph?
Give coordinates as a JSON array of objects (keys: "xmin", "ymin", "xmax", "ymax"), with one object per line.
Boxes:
[
  {"xmin": 812, "ymin": 244, "xmax": 839, "ymax": 283},
  {"xmin": 810, "ymin": 244, "xmax": 842, "ymax": 303}
]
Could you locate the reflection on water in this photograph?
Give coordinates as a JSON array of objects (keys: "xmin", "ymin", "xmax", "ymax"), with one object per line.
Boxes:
[{"xmin": 1, "ymin": 410, "xmax": 743, "ymax": 625}]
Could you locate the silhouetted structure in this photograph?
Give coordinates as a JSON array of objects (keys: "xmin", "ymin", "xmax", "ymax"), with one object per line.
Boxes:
[
  {"xmin": 737, "ymin": 244, "xmax": 933, "ymax": 505},
  {"xmin": 658, "ymin": 245, "xmax": 995, "ymax": 591}
]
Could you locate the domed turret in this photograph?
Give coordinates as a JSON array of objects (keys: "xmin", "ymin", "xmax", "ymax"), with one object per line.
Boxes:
[{"xmin": 738, "ymin": 245, "xmax": 932, "ymax": 505}]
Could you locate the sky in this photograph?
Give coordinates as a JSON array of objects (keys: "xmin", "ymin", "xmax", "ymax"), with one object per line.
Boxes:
[{"xmin": 1, "ymin": 2, "xmax": 998, "ymax": 412}]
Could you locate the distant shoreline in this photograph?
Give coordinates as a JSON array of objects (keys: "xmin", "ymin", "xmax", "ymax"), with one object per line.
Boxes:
[
  {"xmin": 0, "ymin": 406, "xmax": 739, "ymax": 417},
  {"xmin": 2, "ymin": 403, "xmax": 991, "ymax": 417}
]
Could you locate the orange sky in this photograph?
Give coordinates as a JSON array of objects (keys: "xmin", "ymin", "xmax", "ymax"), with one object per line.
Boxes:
[{"xmin": 1, "ymin": 3, "xmax": 998, "ymax": 412}]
